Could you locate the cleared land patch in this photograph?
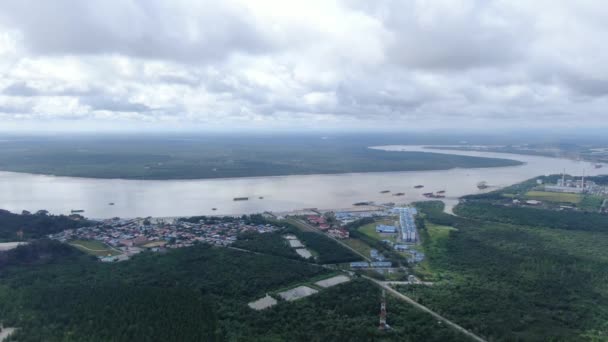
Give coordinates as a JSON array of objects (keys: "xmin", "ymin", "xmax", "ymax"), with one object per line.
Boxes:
[
  {"xmin": 69, "ymin": 240, "xmax": 121, "ymax": 257},
  {"xmin": 248, "ymin": 294, "xmax": 278, "ymax": 310},
  {"xmin": 416, "ymin": 223, "xmax": 456, "ymax": 280},
  {"xmin": 282, "ymin": 235, "xmax": 313, "ymax": 259},
  {"xmin": 278, "ymin": 286, "xmax": 319, "ymax": 301},
  {"xmin": 0, "ymin": 242, "xmax": 26, "ymax": 251},
  {"xmin": 314, "ymin": 275, "xmax": 351, "ymax": 288},
  {"xmin": 295, "ymin": 248, "xmax": 312, "ymax": 259},
  {"xmin": 343, "ymin": 238, "xmax": 373, "ymax": 256},
  {"xmin": 288, "ymin": 239, "xmax": 304, "ymax": 248},
  {"xmin": 142, "ymin": 241, "xmax": 166, "ymax": 248},
  {"xmin": 525, "ymin": 191, "xmax": 581, "ymax": 204}
]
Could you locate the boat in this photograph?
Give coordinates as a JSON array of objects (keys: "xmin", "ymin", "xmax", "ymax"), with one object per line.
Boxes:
[
  {"xmin": 436, "ymin": 190, "xmax": 446, "ymax": 194},
  {"xmin": 477, "ymin": 181, "xmax": 488, "ymax": 189},
  {"xmin": 212, "ymin": 208, "xmax": 217, "ymax": 211},
  {"xmin": 353, "ymin": 201, "xmax": 372, "ymax": 206},
  {"xmin": 259, "ymin": 196, "xmax": 264, "ymax": 199},
  {"xmin": 71, "ymin": 209, "xmax": 85, "ymax": 213},
  {"xmin": 423, "ymin": 192, "xmax": 445, "ymax": 199},
  {"xmin": 380, "ymin": 190, "xmax": 390, "ymax": 193},
  {"xmin": 233, "ymin": 197, "xmax": 249, "ymax": 201},
  {"xmin": 108, "ymin": 202, "xmax": 115, "ymax": 206},
  {"xmin": 414, "ymin": 185, "xmax": 424, "ymax": 189},
  {"xmin": 393, "ymin": 192, "xmax": 405, "ymax": 196}
]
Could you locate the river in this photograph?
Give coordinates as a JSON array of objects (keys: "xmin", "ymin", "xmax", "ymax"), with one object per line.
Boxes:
[{"xmin": 0, "ymin": 146, "xmax": 604, "ymax": 218}]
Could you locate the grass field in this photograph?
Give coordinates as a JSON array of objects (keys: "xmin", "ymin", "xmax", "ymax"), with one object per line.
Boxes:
[
  {"xmin": 525, "ymin": 190, "xmax": 582, "ymax": 204},
  {"xmin": 69, "ymin": 239, "xmax": 121, "ymax": 257},
  {"xmin": 416, "ymin": 223, "xmax": 457, "ymax": 281},
  {"xmin": 142, "ymin": 241, "xmax": 166, "ymax": 248},
  {"xmin": 358, "ymin": 219, "xmax": 398, "ymax": 242},
  {"xmin": 342, "ymin": 238, "xmax": 373, "ymax": 256}
]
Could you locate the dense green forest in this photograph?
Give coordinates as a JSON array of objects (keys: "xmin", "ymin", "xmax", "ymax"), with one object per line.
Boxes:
[
  {"xmin": 296, "ymin": 231, "xmax": 361, "ymax": 264},
  {"xmin": 0, "ymin": 240, "xmax": 468, "ymax": 341},
  {"xmin": 0, "ymin": 209, "xmax": 91, "ymax": 242},
  {"xmin": 454, "ymin": 202, "xmax": 608, "ymax": 232},
  {"xmin": 0, "ymin": 241, "xmax": 326, "ymax": 341},
  {"xmin": 232, "ymin": 231, "xmax": 301, "ymax": 260},
  {"xmin": 0, "ymin": 135, "xmax": 520, "ymax": 179},
  {"xmin": 232, "ymin": 218, "xmax": 363, "ymax": 264},
  {"xmin": 281, "ymin": 223, "xmax": 362, "ymax": 264},
  {"xmin": 410, "ymin": 200, "xmax": 608, "ymax": 341}
]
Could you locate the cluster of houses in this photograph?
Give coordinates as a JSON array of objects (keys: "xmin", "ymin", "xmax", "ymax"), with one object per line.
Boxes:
[
  {"xmin": 381, "ymin": 240, "xmax": 426, "ymax": 263},
  {"xmin": 334, "ymin": 210, "xmax": 385, "ymax": 225},
  {"xmin": 376, "ymin": 224, "xmax": 397, "ymax": 233},
  {"xmin": 349, "ymin": 261, "xmax": 393, "ymax": 268},
  {"xmin": 370, "ymin": 248, "xmax": 386, "ymax": 261},
  {"xmin": 305, "ymin": 214, "xmax": 350, "ymax": 239},
  {"xmin": 49, "ymin": 217, "xmax": 279, "ymax": 260}
]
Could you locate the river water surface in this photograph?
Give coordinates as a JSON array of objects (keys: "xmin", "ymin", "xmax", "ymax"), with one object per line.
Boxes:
[{"xmin": 0, "ymin": 146, "xmax": 604, "ymax": 218}]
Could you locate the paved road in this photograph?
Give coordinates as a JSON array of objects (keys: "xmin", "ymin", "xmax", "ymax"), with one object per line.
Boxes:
[
  {"xmin": 364, "ymin": 276, "xmax": 487, "ymax": 342},
  {"xmin": 382, "ymin": 281, "xmax": 434, "ymax": 286}
]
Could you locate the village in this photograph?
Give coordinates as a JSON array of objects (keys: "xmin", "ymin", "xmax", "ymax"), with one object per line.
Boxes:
[
  {"xmin": 285, "ymin": 205, "xmax": 425, "ymax": 267},
  {"xmin": 47, "ymin": 202, "xmax": 425, "ymax": 268},
  {"xmin": 49, "ymin": 216, "xmax": 280, "ymax": 262}
]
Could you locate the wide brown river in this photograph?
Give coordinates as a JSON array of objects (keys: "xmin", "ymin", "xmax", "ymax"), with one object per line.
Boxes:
[{"xmin": 0, "ymin": 146, "xmax": 604, "ymax": 218}]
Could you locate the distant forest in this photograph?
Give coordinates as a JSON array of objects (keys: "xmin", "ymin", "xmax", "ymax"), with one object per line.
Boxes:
[{"xmin": 0, "ymin": 135, "xmax": 521, "ymax": 179}]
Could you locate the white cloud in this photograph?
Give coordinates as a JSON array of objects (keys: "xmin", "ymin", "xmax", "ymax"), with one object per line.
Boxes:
[{"xmin": 0, "ymin": 0, "xmax": 607, "ymax": 131}]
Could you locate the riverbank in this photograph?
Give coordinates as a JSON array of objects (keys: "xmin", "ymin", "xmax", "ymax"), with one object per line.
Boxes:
[{"xmin": 0, "ymin": 146, "xmax": 603, "ymax": 218}]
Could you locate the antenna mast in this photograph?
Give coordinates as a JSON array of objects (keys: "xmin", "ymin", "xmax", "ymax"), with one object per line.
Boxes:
[{"xmin": 379, "ymin": 289, "xmax": 388, "ymax": 330}]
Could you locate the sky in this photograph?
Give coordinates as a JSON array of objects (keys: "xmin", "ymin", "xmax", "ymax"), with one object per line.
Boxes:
[{"xmin": 0, "ymin": 0, "xmax": 607, "ymax": 132}]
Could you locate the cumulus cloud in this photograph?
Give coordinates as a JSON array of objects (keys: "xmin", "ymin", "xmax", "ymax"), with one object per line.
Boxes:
[
  {"xmin": 0, "ymin": 0, "xmax": 607, "ymax": 131},
  {"xmin": 0, "ymin": 0, "xmax": 279, "ymax": 62}
]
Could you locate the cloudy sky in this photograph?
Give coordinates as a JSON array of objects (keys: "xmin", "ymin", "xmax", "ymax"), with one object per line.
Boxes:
[{"xmin": 0, "ymin": 0, "xmax": 607, "ymax": 132}]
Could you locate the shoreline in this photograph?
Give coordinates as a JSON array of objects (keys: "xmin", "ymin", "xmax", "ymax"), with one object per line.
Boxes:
[{"xmin": 0, "ymin": 146, "xmax": 602, "ymax": 219}]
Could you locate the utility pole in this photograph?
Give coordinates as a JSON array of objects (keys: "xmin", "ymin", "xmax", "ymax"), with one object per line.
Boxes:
[{"xmin": 379, "ymin": 289, "xmax": 389, "ymax": 330}]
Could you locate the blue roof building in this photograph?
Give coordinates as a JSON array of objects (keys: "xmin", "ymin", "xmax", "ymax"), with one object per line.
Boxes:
[{"xmin": 376, "ymin": 224, "xmax": 397, "ymax": 233}]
